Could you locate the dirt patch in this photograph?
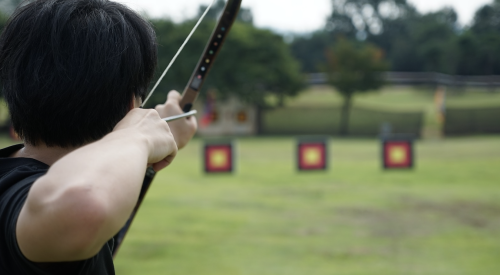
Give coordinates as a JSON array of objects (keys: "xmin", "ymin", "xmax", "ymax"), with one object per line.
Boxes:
[
  {"xmin": 403, "ymin": 198, "xmax": 500, "ymax": 229},
  {"xmin": 335, "ymin": 197, "xmax": 500, "ymax": 238}
]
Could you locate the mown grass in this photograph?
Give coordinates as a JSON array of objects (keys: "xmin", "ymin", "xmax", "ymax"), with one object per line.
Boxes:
[
  {"xmin": 112, "ymin": 136, "xmax": 500, "ymax": 275},
  {"xmin": 286, "ymin": 85, "xmax": 500, "ymax": 110},
  {"xmin": 0, "ymin": 86, "xmax": 499, "ymax": 274},
  {"xmin": 269, "ymin": 85, "xmax": 500, "ymax": 137}
]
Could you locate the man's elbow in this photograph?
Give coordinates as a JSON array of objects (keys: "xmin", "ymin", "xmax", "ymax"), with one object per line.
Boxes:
[
  {"xmin": 20, "ymin": 183, "xmax": 113, "ymax": 261},
  {"xmin": 55, "ymin": 185, "xmax": 113, "ymax": 259}
]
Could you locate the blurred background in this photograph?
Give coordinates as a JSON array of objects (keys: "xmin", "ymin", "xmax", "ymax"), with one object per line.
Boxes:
[{"xmin": 0, "ymin": 0, "xmax": 499, "ymax": 274}]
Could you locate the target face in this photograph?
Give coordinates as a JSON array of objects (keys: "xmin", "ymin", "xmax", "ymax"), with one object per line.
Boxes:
[
  {"xmin": 297, "ymin": 140, "xmax": 328, "ymax": 171},
  {"xmin": 382, "ymin": 139, "xmax": 414, "ymax": 169},
  {"xmin": 236, "ymin": 110, "xmax": 247, "ymax": 123},
  {"xmin": 204, "ymin": 143, "xmax": 233, "ymax": 173}
]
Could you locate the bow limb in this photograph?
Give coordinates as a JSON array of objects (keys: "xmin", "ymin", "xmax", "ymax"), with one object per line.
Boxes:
[
  {"xmin": 179, "ymin": 0, "xmax": 243, "ymax": 111},
  {"xmin": 112, "ymin": 0, "xmax": 242, "ymax": 258}
]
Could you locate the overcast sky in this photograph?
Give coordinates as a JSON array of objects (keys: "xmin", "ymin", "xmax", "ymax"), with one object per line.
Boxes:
[{"xmin": 118, "ymin": 0, "xmax": 494, "ymax": 33}]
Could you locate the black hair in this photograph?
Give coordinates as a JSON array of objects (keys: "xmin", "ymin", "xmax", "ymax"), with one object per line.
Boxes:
[{"xmin": 0, "ymin": 0, "xmax": 157, "ymax": 147}]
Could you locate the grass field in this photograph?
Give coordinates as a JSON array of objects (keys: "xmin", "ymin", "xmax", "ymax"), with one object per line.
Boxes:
[
  {"xmin": 105, "ymin": 136, "xmax": 500, "ymax": 275},
  {"xmin": 286, "ymin": 86, "xmax": 500, "ymax": 109},
  {"xmin": 264, "ymin": 85, "xmax": 500, "ymax": 138},
  {"xmin": 0, "ymin": 87, "xmax": 498, "ymax": 274}
]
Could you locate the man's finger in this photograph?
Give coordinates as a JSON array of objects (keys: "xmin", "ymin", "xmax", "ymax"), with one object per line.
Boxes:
[{"xmin": 167, "ymin": 90, "xmax": 182, "ymax": 103}]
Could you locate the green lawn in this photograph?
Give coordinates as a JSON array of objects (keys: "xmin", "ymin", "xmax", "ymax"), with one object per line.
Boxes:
[
  {"xmin": 269, "ymin": 85, "xmax": 500, "ymax": 137},
  {"xmin": 0, "ymin": 86, "xmax": 499, "ymax": 274},
  {"xmin": 109, "ymin": 136, "xmax": 500, "ymax": 275},
  {"xmin": 287, "ymin": 85, "xmax": 500, "ymax": 109}
]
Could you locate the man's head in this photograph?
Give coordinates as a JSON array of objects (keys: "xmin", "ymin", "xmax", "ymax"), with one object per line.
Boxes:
[{"xmin": 0, "ymin": 0, "xmax": 157, "ymax": 148}]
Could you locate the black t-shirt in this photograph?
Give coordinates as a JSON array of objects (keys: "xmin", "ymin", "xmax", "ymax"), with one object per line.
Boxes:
[{"xmin": 0, "ymin": 144, "xmax": 115, "ymax": 275}]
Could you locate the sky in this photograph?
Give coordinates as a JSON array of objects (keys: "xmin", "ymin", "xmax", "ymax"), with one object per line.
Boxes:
[{"xmin": 118, "ymin": 0, "xmax": 494, "ymax": 33}]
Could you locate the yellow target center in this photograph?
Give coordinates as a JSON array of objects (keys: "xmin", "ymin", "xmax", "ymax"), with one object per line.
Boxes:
[
  {"xmin": 210, "ymin": 150, "xmax": 227, "ymax": 167},
  {"xmin": 389, "ymin": 146, "xmax": 407, "ymax": 164},
  {"xmin": 304, "ymin": 148, "xmax": 321, "ymax": 165}
]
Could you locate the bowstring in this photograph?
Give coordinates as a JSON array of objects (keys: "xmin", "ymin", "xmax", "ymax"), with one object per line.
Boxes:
[{"xmin": 141, "ymin": 0, "xmax": 216, "ymax": 108}]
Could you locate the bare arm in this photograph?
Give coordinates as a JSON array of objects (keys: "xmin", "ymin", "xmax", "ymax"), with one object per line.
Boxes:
[{"xmin": 16, "ymin": 109, "xmax": 177, "ymax": 262}]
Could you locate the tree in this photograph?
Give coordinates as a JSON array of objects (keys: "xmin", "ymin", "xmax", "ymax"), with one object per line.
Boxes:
[
  {"xmin": 290, "ymin": 31, "xmax": 336, "ymax": 73},
  {"xmin": 324, "ymin": 39, "xmax": 388, "ymax": 135},
  {"xmin": 470, "ymin": 0, "xmax": 500, "ymax": 35},
  {"xmin": 411, "ymin": 8, "xmax": 459, "ymax": 73},
  {"xmin": 208, "ymin": 22, "xmax": 303, "ymax": 107},
  {"xmin": 458, "ymin": 0, "xmax": 500, "ymax": 75},
  {"xmin": 326, "ymin": 0, "xmax": 416, "ymax": 40},
  {"xmin": 368, "ymin": 6, "xmax": 458, "ymax": 73}
]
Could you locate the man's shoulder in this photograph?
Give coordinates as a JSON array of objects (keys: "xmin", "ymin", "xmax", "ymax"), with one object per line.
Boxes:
[
  {"xmin": 0, "ymin": 145, "xmax": 115, "ymax": 275},
  {"xmin": 0, "ymin": 144, "xmax": 46, "ymax": 274},
  {"xmin": 0, "ymin": 144, "xmax": 48, "ymax": 195}
]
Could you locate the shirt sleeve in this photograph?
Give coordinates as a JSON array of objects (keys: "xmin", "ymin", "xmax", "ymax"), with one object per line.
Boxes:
[
  {"xmin": 0, "ymin": 172, "xmax": 54, "ymax": 274},
  {"xmin": 0, "ymin": 166, "xmax": 115, "ymax": 275},
  {"xmin": 1, "ymin": 171, "xmax": 88, "ymax": 275}
]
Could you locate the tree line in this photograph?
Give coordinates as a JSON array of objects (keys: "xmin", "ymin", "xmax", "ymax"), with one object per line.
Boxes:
[
  {"xmin": 1, "ymin": 0, "xmax": 500, "ymax": 110},
  {"xmin": 292, "ymin": 0, "xmax": 500, "ymax": 76}
]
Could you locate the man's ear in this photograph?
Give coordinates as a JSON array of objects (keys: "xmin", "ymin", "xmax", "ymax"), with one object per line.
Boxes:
[
  {"xmin": 129, "ymin": 97, "xmax": 134, "ymax": 111},
  {"xmin": 129, "ymin": 95, "xmax": 142, "ymax": 110}
]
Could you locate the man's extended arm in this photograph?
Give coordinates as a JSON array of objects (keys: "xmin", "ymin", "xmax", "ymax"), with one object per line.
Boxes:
[{"xmin": 16, "ymin": 108, "xmax": 178, "ymax": 262}]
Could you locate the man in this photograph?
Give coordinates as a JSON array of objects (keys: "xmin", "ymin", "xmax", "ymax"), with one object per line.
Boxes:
[{"xmin": 0, "ymin": 0, "xmax": 197, "ymax": 274}]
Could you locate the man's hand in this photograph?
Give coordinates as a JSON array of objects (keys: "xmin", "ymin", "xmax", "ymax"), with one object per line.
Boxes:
[
  {"xmin": 155, "ymin": 90, "xmax": 198, "ymax": 149},
  {"xmin": 114, "ymin": 108, "xmax": 177, "ymax": 171}
]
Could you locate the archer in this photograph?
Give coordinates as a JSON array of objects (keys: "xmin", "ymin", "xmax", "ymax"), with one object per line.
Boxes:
[{"xmin": 0, "ymin": 0, "xmax": 197, "ymax": 274}]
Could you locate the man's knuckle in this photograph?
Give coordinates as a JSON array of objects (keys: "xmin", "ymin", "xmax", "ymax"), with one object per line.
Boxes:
[{"xmin": 147, "ymin": 109, "xmax": 158, "ymax": 116}]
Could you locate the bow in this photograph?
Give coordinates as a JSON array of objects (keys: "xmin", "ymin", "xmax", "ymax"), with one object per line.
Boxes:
[{"xmin": 112, "ymin": 0, "xmax": 242, "ymax": 257}]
